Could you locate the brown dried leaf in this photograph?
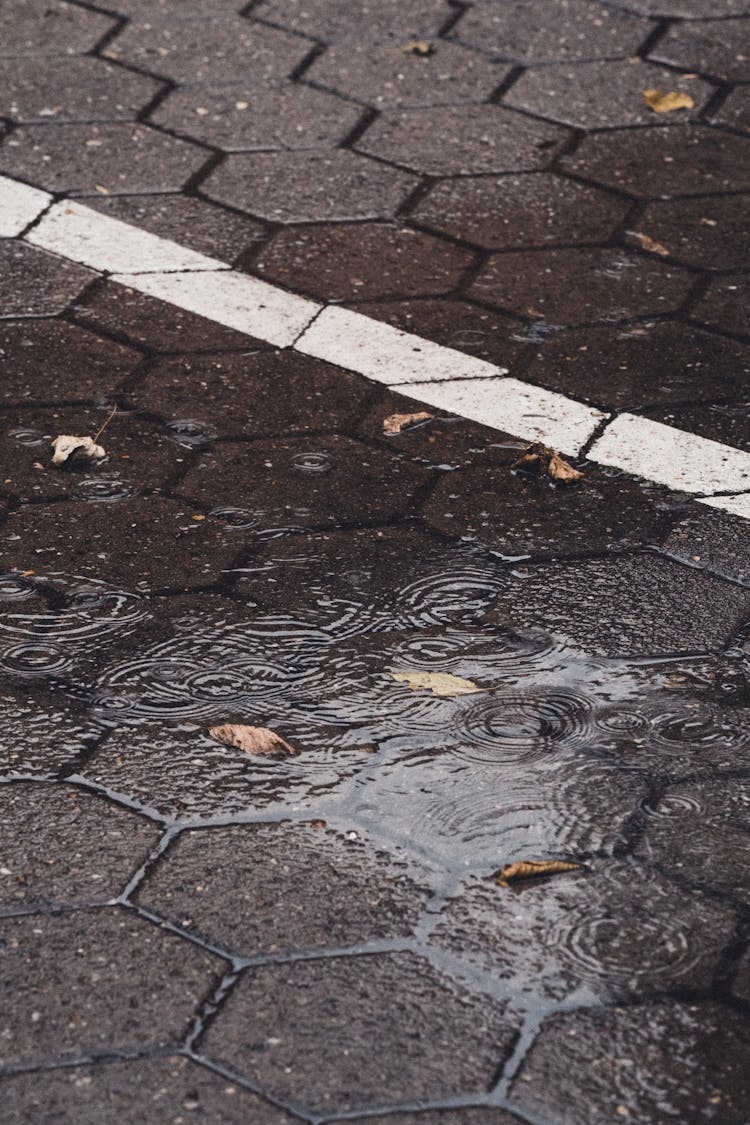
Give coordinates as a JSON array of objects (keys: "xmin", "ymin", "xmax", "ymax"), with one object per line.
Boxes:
[
  {"xmin": 494, "ymin": 860, "xmax": 583, "ymax": 888},
  {"xmin": 628, "ymin": 231, "xmax": 669, "ymax": 257},
  {"xmin": 50, "ymin": 435, "xmax": 106, "ymax": 467},
  {"xmin": 643, "ymin": 89, "xmax": 694, "ymax": 113},
  {"xmin": 512, "ymin": 442, "xmax": 583, "ymax": 484},
  {"xmin": 208, "ymin": 723, "xmax": 299, "ymax": 759},
  {"xmin": 390, "ymin": 670, "xmax": 481, "ymax": 697},
  {"xmin": 383, "ymin": 411, "xmax": 434, "ymax": 435},
  {"xmin": 399, "ymin": 40, "xmax": 435, "ymax": 56}
]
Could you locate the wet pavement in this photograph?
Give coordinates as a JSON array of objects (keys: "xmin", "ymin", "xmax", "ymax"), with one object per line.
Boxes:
[{"xmin": 1, "ymin": 1, "xmax": 750, "ymax": 1122}]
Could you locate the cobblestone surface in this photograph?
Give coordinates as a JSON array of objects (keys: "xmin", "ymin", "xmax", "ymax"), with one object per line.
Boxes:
[{"xmin": 1, "ymin": 0, "xmax": 750, "ymax": 1120}]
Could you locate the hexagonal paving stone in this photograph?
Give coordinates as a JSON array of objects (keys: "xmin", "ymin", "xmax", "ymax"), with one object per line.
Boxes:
[
  {"xmin": 3, "ymin": 56, "xmax": 163, "ymax": 123},
  {"xmin": 734, "ymin": 949, "xmax": 750, "ymax": 1003},
  {"xmin": 487, "ymin": 553, "xmax": 750, "ymax": 658},
  {"xmin": 713, "ymin": 84, "xmax": 750, "ymax": 132},
  {"xmin": 83, "ymin": 194, "xmax": 267, "ymax": 262},
  {"xmin": 0, "ymin": 497, "xmax": 246, "ymax": 589},
  {"xmin": 505, "ymin": 59, "xmax": 711, "ymax": 129},
  {"xmin": 522, "ymin": 322, "xmax": 750, "ymax": 409},
  {"xmin": 180, "ymin": 436, "xmax": 427, "ymax": 528},
  {"xmin": 412, "ymin": 173, "xmax": 629, "ymax": 249},
  {"xmin": 693, "ymin": 274, "xmax": 749, "ymax": 337},
  {"xmin": 0, "ymin": 243, "xmax": 94, "ymax": 318},
  {"xmin": 430, "ymin": 861, "xmax": 735, "ymax": 1004},
  {"xmin": 423, "ymin": 463, "xmax": 677, "ymax": 556},
  {"xmin": 201, "ymin": 952, "xmax": 519, "ymax": 1114},
  {"xmin": 136, "ymin": 822, "xmax": 430, "ymax": 954},
  {"xmin": 651, "ymin": 18, "xmax": 750, "ymax": 82},
  {"xmin": 104, "ymin": 16, "xmax": 310, "ymax": 84},
  {"xmin": 568, "ymin": 125, "xmax": 750, "ymax": 196},
  {"xmin": 203, "ymin": 149, "xmax": 419, "ymax": 222},
  {"xmin": 0, "ymin": 320, "xmax": 141, "ymax": 404},
  {"xmin": 633, "ymin": 194, "xmax": 750, "ymax": 271},
  {"xmin": 453, "ymin": 0, "xmax": 653, "ymax": 62},
  {"xmin": 0, "ymin": 0, "xmax": 115, "ymax": 57},
  {"xmin": 0, "ymin": 1056, "xmax": 296, "ymax": 1125},
  {"xmin": 0, "ymin": 907, "xmax": 222, "ymax": 1067},
  {"xmin": 635, "ymin": 778, "xmax": 750, "ymax": 903},
  {"xmin": 252, "ymin": 0, "xmax": 454, "ymax": 42},
  {"xmin": 152, "ymin": 80, "xmax": 363, "ymax": 152},
  {"xmin": 0, "ymin": 782, "xmax": 160, "ymax": 911},
  {"xmin": 0, "ymin": 123, "xmax": 208, "ymax": 196},
  {"xmin": 469, "ymin": 248, "xmax": 694, "ymax": 325},
  {"xmin": 623, "ymin": 0, "xmax": 748, "ymax": 12},
  {"xmin": 254, "ymin": 222, "xmax": 476, "ymax": 301},
  {"xmin": 357, "ymin": 104, "xmax": 570, "ymax": 175},
  {"xmin": 661, "ymin": 503, "xmax": 750, "ymax": 586},
  {"xmin": 0, "ymin": 690, "xmax": 99, "ymax": 777},
  {"xmin": 509, "ymin": 1001, "xmax": 750, "ymax": 1124},
  {"xmin": 131, "ymin": 350, "xmax": 372, "ymax": 438},
  {"xmin": 307, "ymin": 38, "xmax": 508, "ymax": 108},
  {"xmin": 111, "ymin": 0, "xmax": 243, "ymax": 13}
]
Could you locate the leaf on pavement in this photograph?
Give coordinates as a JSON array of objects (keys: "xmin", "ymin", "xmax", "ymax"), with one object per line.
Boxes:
[
  {"xmin": 383, "ymin": 411, "xmax": 434, "ymax": 434},
  {"xmin": 390, "ymin": 670, "xmax": 481, "ymax": 696},
  {"xmin": 628, "ymin": 231, "xmax": 669, "ymax": 257},
  {"xmin": 399, "ymin": 40, "xmax": 435, "ymax": 56},
  {"xmin": 512, "ymin": 442, "xmax": 584, "ymax": 484},
  {"xmin": 50, "ymin": 435, "xmax": 106, "ymax": 467},
  {"xmin": 208, "ymin": 723, "xmax": 300, "ymax": 758},
  {"xmin": 494, "ymin": 860, "xmax": 583, "ymax": 888},
  {"xmin": 643, "ymin": 89, "xmax": 694, "ymax": 113}
]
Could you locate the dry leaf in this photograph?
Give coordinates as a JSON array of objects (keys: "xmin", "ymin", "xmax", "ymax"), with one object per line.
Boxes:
[
  {"xmin": 399, "ymin": 40, "xmax": 435, "ymax": 56},
  {"xmin": 512, "ymin": 442, "xmax": 584, "ymax": 484},
  {"xmin": 383, "ymin": 411, "xmax": 434, "ymax": 435},
  {"xmin": 208, "ymin": 723, "xmax": 299, "ymax": 758},
  {"xmin": 494, "ymin": 860, "xmax": 583, "ymax": 888},
  {"xmin": 643, "ymin": 89, "xmax": 694, "ymax": 113},
  {"xmin": 50, "ymin": 435, "xmax": 105, "ymax": 467},
  {"xmin": 628, "ymin": 231, "xmax": 669, "ymax": 257},
  {"xmin": 390, "ymin": 670, "xmax": 481, "ymax": 697}
]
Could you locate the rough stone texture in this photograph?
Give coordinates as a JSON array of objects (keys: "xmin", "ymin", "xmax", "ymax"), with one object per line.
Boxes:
[
  {"xmin": 651, "ymin": 18, "xmax": 750, "ymax": 82},
  {"xmin": 252, "ymin": 0, "xmax": 455, "ymax": 42},
  {"xmin": 510, "ymin": 1001, "xmax": 750, "ymax": 1124},
  {"xmin": 621, "ymin": 0, "xmax": 749, "ymax": 13},
  {"xmin": 635, "ymin": 195, "xmax": 750, "ymax": 271},
  {"xmin": 2, "ymin": 56, "xmax": 163, "ymax": 123},
  {"xmin": 0, "ymin": 691, "xmax": 99, "ymax": 777},
  {"xmin": 662, "ymin": 505, "xmax": 750, "ymax": 586},
  {"xmin": 201, "ymin": 952, "xmax": 519, "ymax": 1114},
  {"xmin": 734, "ymin": 949, "xmax": 750, "ymax": 1004},
  {"xmin": 357, "ymin": 105, "xmax": 571, "ymax": 175},
  {"xmin": 136, "ymin": 822, "xmax": 429, "ymax": 953},
  {"xmin": 255, "ymin": 222, "xmax": 476, "ymax": 301},
  {"xmin": 486, "ymin": 554, "xmax": 750, "ymax": 657},
  {"xmin": 0, "ymin": 1056, "xmax": 296, "ymax": 1124},
  {"xmin": 714, "ymin": 84, "xmax": 750, "ymax": 132},
  {"xmin": 0, "ymin": 782, "xmax": 159, "ymax": 911},
  {"xmin": 693, "ymin": 275, "xmax": 749, "ymax": 338},
  {"xmin": 203, "ymin": 149, "xmax": 419, "ymax": 222},
  {"xmin": 0, "ymin": 0, "xmax": 115, "ymax": 57},
  {"xmin": 0, "ymin": 907, "xmax": 222, "ymax": 1066},
  {"xmin": 347, "ymin": 1113, "xmax": 522, "ymax": 1125},
  {"xmin": 646, "ymin": 401, "xmax": 750, "ymax": 451},
  {"xmin": 0, "ymin": 243, "xmax": 94, "ymax": 318}
]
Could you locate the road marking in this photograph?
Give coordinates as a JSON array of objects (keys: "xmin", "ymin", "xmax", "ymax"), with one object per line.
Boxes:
[{"xmin": 2, "ymin": 172, "xmax": 749, "ymax": 513}]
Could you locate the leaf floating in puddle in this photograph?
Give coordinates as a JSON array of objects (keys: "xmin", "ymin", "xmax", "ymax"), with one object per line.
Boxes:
[
  {"xmin": 390, "ymin": 670, "xmax": 481, "ymax": 697},
  {"xmin": 208, "ymin": 723, "xmax": 300, "ymax": 759},
  {"xmin": 643, "ymin": 89, "xmax": 694, "ymax": 113},
  {"xmin": 50, "ymin": 435, "xmax": 106, "ymax": 467},
  {"xmin": 494, "ymin": 859, "xmax": 583, "ymax": 888},
  {"xmin": 383, "ymin": 411, "xmax": 434, "ymax": 435},
  {"xmin": 628, "ymin": 231, "xmax": 670, "ymax": 258},
  {"xmin": 399, "ymin": 40, "xmax": 435, "ymax": 56},
  {"xmin": 512, "ymin": 442, "xmax": 584, "ymax": 484}
]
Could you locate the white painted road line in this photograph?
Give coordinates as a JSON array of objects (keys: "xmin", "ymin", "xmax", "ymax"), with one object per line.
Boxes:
[
  {"xmin": 699, "ymin": 493, "xmax": 750, "ymax": 519},
  {"xmin": 111, "ymin": 269, "xmax": 321, "ymax": 349},
  {"xmin": 0, "ymin": 175, "xmax": 51, "ymax": 237},
  {"xmin": 28, "ymin": 200, "xmax": 228, "ymax": 274},
  {"xmin": 390, "ymin": 376, "xmax": 606, "ymax": 454},
  {"xmin": 589, "ymin": 414, "xmax": 750, "ymax": 495},
  {"xmin": 296, "ymin": 305, "xmax": 504, "ymax": 384}
]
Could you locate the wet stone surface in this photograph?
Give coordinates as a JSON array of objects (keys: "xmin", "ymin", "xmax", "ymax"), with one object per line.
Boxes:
[{"xmin": 0, "ymin": 243, "xmax": 94, "ymax": 318}]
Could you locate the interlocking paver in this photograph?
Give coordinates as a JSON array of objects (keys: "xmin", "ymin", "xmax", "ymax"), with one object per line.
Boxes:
[
  {"xmin": 635, "ymin": 194, "xmax": 750, "ymax": 271},
  {"xmin": 201, "ymin": 952, "xmax": 519, "ymax": 1114},
  {"xmin": 453, "ymin": 0, "xmax": 653, "ymax": 61},
  {"xmin": 347, "ymin": 1113, "xmax": 522, "ymax": 1125},
  {"xmin": 505, "ymin": 60, "xmax": 711, "ymax": 129},
  {"xmin": 485, "ymin": 554, "xmax": 750, "ymax": 657},
  {"xmin": 136, "ymin": 822, "xmax": 430, "ymax": 953},
  {"xmin": 3, "ymin": 56, "xmax": 162, "ymax": 124},
  {"xmin": 651, "ymin": 18, "xmax": 750, "ymax": 82},
  {"xmin": 692, "ymin": 275, "xmax": 749, "ymax": 337},
  {"xmin": 203, "ymin": 149, "xmax": 419, "ymax": 222},
  {"xmin": 522, "ymin": 321, "xmax": 750, "ymax": 409},
  {"xmin": 307, "ymin": 39, "xmax": 508, "ymax": 108},
  {"xmin": 0, "ymin": 690, "xmax": 99, "ymax": 777},
  {"xmin": 413, "ymin": 173, "xmax": 629, "ymax": 249},
  {"xmin": 470, "ymin": 248, "xmax": 694, "ymax": 325},
  {"xmin": 0, "ymin": 242, "xmax": 94, "ymax": 318},
  {"xmin": 255, "ymin": 222, "xmax": 476, "ymax": 301},
  {"xmin": 663, "ymin": 504, "xmax": 750, "ymax": 586},
  {"xmin": 569, "ymin": 125, "xmax": 750, "ymax": 196},
  {"xmin": 0, "ymin": 0, "xmax": 115, "ymax": 57},
  {"xmin": 152, "ymin": 80, "xmax": 363, "ymax": 152},
  {"xmin": 0, "ymin": 782, "xmax": 159, "ymax": 911},
  {"xmin": 622, "ymin": 0, "xmax": 749, "ymax": 12},
  {"xmin": 253, "ymin": 0, "xmax": 454, "ymax": 42},
  {"xmin": 735, "ymin": 950, "xmax": 750, "ymax": 1004},
  {"xmin": 509, "ymin": 1001, "xmax": 750, "ymax": 1124},
  {"xmin": 105, "ymin": 16, "xmax": 310, "ymax": 84},
  {"xmin": 0, "ymin": 319, "xmax": 141, "ymax": 404},
  {"xmin": 0, "ymin": 907, "xmax": 221, "ymax": 1066},
  {"xmin": 0, "ymin": 1056, "xmax": 296, "ymax": 1124},
  {"xmin": 713, "ymin": 84, "xmax": 750, "ymax": 131},
  {"xmin": 357, "ymin": 104, "xmax": 571, "ymax": 175},
  {"xmin": 0, "ymin": 123, "xmax": 208, "ymax": 196}
]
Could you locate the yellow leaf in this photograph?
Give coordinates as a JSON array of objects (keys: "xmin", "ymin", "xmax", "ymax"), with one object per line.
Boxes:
[
  {"xmin": 628, "ymin": 231, "xmax": 669, "ymax": 257},
  {"xmin": 399, "ymin": 40, "xmax": 435, "ymax": 56},
  {"xmin": 494, "ymin": 860, "xmax": 583, "ymax": 888},
  {"xmin": 512, "ymin": 442, "xmax": 583, "ymax": 484},
  {"xmin": 643, "ymin": 89, "xmax": 694, "ymax": 113},
  {"xmin": 390, "ymin": 670, "xmax": 481, "ymax": 697},
  {"xmin": 383, "ymin": 411, "xmax": 434, "ymax": 435},
  {"xmin": 208, "ymin": 724, "xmax": 299, "ymax": 758}
]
